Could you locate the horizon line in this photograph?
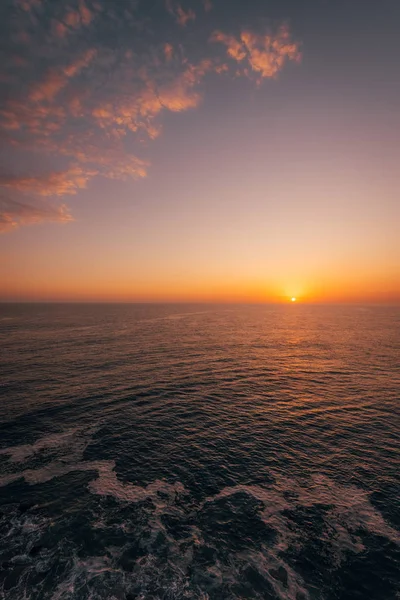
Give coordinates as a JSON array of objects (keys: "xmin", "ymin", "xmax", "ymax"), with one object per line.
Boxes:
[{"xmin": 0, "ymin": 300, "xmax": 399, "ymax": 306}]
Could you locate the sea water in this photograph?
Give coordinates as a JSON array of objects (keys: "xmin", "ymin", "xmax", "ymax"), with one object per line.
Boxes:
[{"xmin": 0, "ymin": 303, "xmax": 399, "ymax": 599}]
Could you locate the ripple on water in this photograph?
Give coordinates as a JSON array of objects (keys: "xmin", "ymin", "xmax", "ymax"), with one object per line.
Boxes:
[{"xmin": 0, "ymin": 304, "xmax": 399, "ymax": 599}]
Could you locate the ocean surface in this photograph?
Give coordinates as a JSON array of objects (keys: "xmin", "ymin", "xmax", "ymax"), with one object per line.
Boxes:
[{"xmin": 0, "ymin": 303, "xmax": 399, "ymax": 600}]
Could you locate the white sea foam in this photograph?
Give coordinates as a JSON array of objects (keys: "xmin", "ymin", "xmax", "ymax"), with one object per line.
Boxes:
[
  {"xmin": 88, "ymin": 461, "xmax": 185, "ymax": 503},
  {"xmin": 51, "ymin": 555, "xmax": 120, "ymax": 600},
  {"xmin": 0, "ymin": 448, "xmax": 186, "ymax": 525},
  {"xmin": 196, "ymin": 474, "xmax": 400, "ymax": 600},
  {"xmin": 1, "ymin": 427, "xmax": 399, "ymax": 600},
  {"xmin": 0, "ymin": 425, "xmax": 98, "ymax": 464},
  {"xmin": 2, "ymin": 428, "xmax": 398, "ymax": 558},
  {"xmin": 204, "ymin": 473, "xmax": 400, "ymax": 558}
]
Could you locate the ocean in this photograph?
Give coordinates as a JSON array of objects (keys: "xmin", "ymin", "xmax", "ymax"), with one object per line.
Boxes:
[{"xmin": 0, "ymin": 303, "xmax": 399, "ymax": 600}]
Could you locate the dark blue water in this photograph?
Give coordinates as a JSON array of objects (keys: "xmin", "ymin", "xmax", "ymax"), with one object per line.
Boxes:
[{"xmin": 0, "ymin": 303, "xmax": 399, "ymax": 600}]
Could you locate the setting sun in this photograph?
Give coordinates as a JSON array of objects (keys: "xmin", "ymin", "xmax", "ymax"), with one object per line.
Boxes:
[{"xmin": 291, "ymin": 297, "xmax": 297, "ymax": 302}]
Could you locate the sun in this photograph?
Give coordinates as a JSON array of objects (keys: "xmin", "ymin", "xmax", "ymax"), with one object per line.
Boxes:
[{"xmin": 291, "ymin": 297, "xmax": 296, "ymax": 302}]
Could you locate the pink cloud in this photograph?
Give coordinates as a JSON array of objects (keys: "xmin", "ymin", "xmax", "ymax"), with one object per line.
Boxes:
[
  {"xmin": 0, "ymin": 101, "xmax": 66, "ymax": 136},
  {"xmin": 15, "ymin": 0, "xmax": 42, "ymax": 12},
  {"xmin": 164, "ymin": 43, "xmax": 174, "ymax": 62},
  {"xmin": 63, "ymin": 0, "xmax": 94, "ymax": 30},
  {"xmin": 210, "ymin": 31, "xmax": 247, "ymax": 61},
  {"xmin": 166, "ymin": 1, "xmax": 196, "ymax": 27},
  {"xmin": 29, "ymin": 49, "xmax": 96, "ymax": 103},
  {"xmin": 29, "ymin": 72, "xmax": 67, "ymax": 103},
  {"xmin": 176, "ymin": 6, "xmax": 196, "ymax": 27},
  {"xmin": 2, "ymin": 1, "xmax": 302, "ymax": 233},
  {"xmin": 50, "ymin": 0, "xmax": 97, "ymax": 39},
  {"xmin": 63, "ymin": 48, "xmax": 97, "ymax": 77},
  {"xmin": 53, "ymin": 21, "xmax": 68, "ymax": 39},
  {"xmin": 78, "ymin": 0, "xmax": 93, "ymax": 26},
  {"xmin": 65, "ymin": 141, "xmax": 149, "ymax": 180},
  {"xmin": 91, "ymin": 59, "xmax": 213, "ymax": 141},
  {"xmin": 0, "ymin": 197, "xmax": 72, "ymax": 233},
  {"xmin": 0, "ymin": 166, "xmax": 97, "ymax": 197},
  {"xmin": 211, "ymin": 25, "xmax": 301, "ymax": 80}
]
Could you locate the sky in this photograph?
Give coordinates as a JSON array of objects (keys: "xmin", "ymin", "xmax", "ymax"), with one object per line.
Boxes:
[{"xmin": 1, "ymin": 0, "xmax": 399, "ymax": 303}]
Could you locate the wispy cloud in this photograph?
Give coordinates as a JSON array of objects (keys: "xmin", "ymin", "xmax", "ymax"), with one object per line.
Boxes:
[
  {"xmin": 0, "ymin": 167, "xmax": 97, "ymax": 197},
  {"xmin": 165, "ymin": 1, "xmax": 196, "ymax": 27},
  {"xmin": 29, "ymin": 49, "xmax": 97, "ymax": 103},
  {"xmin": 164, "ymin": 43, "xmax": 174, "ymax": 62},
  {"xmin": 0, "ymin": 166, "xmax": 93, "ymax": 231},
  {"xmin": 0, "ymin": 196, "xmax": 72, "ymax": 233},
  {"xmin": 15, "ymin": 0, "xmax": 42, "ymax": 12}
]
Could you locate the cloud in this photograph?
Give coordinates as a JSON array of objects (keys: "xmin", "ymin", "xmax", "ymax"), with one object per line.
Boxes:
[
  {"xmin": 89, "ymin": 58, "xmax": 213, "ymax": 140},
  {"xmin": 0, "ymin": 196, "xmax": 72, "ymax": 233},
  {"xmin": 63, "ymin": 48, "xmax": 97, "ymax": 78},
  {"xmin": 29, "ymin": 49, "xmax": 97, "ymax": 103},
  {"xmin": 211, "ymin": 25, "xmax": 301, "ymax": 80},
  {"xmin": 0, "ymin": 166, "xmax": 95, "ymax": 232},
  {"xmin": 64, "ymin": 143, "xmax": 149, "ymax": 180},
  {"xmin": 65, "ymin": 0, "xmax": 94, "ymax": 28},
  {"xmin": 0, "ymin": 166, "xmax": 97, "ymax": 197},
  {"xmin": 0, "ymin": 102, "xmax": 66, "ymax": 137},
  {"xmin": 211, "ymin": 31, "xmax": 247, "ymax": 62},
  {"xmin": 52, "ymin": 0, "xmax": 96, "ymax": 38},
  {"xmin": 165, "ymin": 1, "xmax": 196, "ymax": 26},
  {"xmin": 0, "ymin": 48, "xmax": 96, "ymax": 137},
  {"xmin": 176, "ymin": 6, "xmax": 196, "ymax": 26},
  {"xmin": 15, "ymin": 0, "xmax": 42, "ymax": 12},
  {"xmin": 1, "ymin": 0, "xmax": 301, "ymax": 233},
  {"xmin": 164, "ymin": 43, "xmax": 174, "ymax": 62}
]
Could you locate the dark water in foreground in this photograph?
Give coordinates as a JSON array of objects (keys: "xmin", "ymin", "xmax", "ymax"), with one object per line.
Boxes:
[{"xmin": 0, "ymin": 303, "xmax": 399, "ymax": 600}]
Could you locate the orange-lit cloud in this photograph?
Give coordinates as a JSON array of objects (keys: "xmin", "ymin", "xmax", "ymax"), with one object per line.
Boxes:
[
  {"xmin": 53, "ymin": 0, "xmax": 96, "ymax": 38},
  {"xmin": 63, "ymin": 48, "xmax": 97, "ymax": 78},
  {"xmin": 1, "ymin": 0, "xmax": 301, "ymax": 233},
  {"xmin": 72, "ymin": 147, "xmax": 149, "ymax": 180},
  {"xmin": 65, "ymin": 0, "xmax": 94, "ymax": 28},
  {"xmin": 211, "ymin": 25, "xmax": 301, "ymax": 80},
  {"xmin": 166, "ymin": 1, "xmax": 196, "ymax": 27},
  {"xmin": 15, "ymin": 0, "xmax": 42, "ymax": 11},
  {"xmin": 177, "ymin": 6, "xmax": 196, "ymax": 27},
  {"xmin": 0, "ymin": 166, "xmax": 97, "ymax": 197},
  {"xmin": 90, "ymin": 58, "xmax": 213, "ymax": 140},
  {"xmin": 0, "ymin": 101, "xmax": 66, "ymax": 138},
  {"xmin": 210, "ymin": 31, "xmax": 247, "ymax": 62},
  {"xmin": 29, "ymin": 49, "xmax": 96, "ymax": 103},
  {"xmin": 0, "ymin": 197, "xmax": 72, "ymax": 233},
  {"xmin": 0, "ymin": 165, "xmax": 96, "ymax": 232},
  {"xmin": 164, "ymin": 43, "xmax": 174, "ymax": 62}
]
